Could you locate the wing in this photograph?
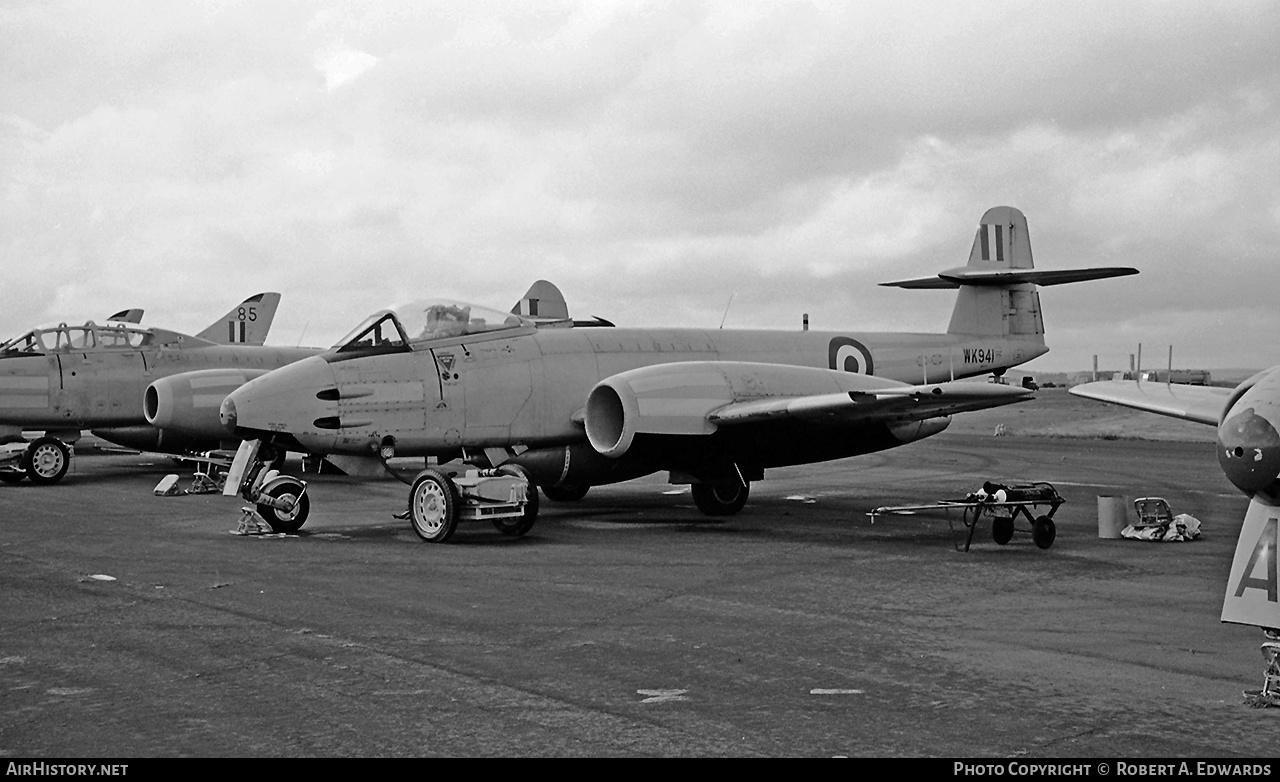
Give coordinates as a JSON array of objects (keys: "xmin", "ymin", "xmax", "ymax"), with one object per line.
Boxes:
[
  {"xmin": 708, "ymin": 381, "xmax": 1030, "ymax": 426},
  {"xmin": 1068, "ymin": 380, "xmax": 1229, "ymax": 426}
]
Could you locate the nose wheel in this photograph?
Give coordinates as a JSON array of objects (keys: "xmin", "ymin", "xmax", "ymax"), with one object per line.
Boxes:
[{"xmin": 223, "ymin": 439, "xmax": 310, "ymax": 535}]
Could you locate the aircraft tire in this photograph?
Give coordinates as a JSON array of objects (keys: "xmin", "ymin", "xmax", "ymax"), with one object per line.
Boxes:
[
  {"xmin": 409, "ymin": 469, "xmax": 459, "ymax": 543},
  {"xmin": 493, "ymin": 464, "xmax": 539, "ymax": 537},
  {"xmin": 0, "ymin": 468, "xmax": 26, "ymax": 484},
  {"xmin": 541, "ymin": 484, "xmax": 589, "ymax": 502},
  {"xmin": 1032, "ymin": 515, "xmax": 1056, "ymax": 549},
  {"xmin": 992, "ymin": 516, "xmax": 1014, "ymax": 545},
  {"xmin": 25, "ymin": 437, "xmax": 70, "ymax": 485},
  {"xmin": 691, "ymin": 481, "xmax": 750, "ymax": 516},
  {"xmin": 257, "ymin": 479, "xmax": 309, "ymax": 533}
]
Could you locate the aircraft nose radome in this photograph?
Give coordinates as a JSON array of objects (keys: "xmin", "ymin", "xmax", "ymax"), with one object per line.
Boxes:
[
  {"xmin": 1217, "ymin": 407, "xmax": 1280, "ymax": 495},
  {"xmin": 220, "ymin": 356, "xmax": 336, "ymax": 439}
]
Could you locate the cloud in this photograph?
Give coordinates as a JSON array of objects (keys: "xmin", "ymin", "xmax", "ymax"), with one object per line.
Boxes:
[{"xmin": 1, "ymin": 0, "xmax": 1278, "ymax": 370}]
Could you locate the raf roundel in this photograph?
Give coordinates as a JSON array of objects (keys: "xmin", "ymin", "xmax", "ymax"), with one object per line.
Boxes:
[{"xmin": 828, "ymin": 337, "xmax": 874, "ymax": 375}]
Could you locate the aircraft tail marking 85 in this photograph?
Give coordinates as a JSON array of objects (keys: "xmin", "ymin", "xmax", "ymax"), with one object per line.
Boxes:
[{"xmin": 195, "ymin": 292, "xmax": 282, "ymax": 345}]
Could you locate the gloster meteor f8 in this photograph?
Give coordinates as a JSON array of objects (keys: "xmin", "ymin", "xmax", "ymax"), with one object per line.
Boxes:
[
  {"xmin": 0, "ymin": 293, "xmax": 318, "ymax": 484},
  {"xmin": 216, "ymin": 206, "xmax": 1136, "ymax": 541}
]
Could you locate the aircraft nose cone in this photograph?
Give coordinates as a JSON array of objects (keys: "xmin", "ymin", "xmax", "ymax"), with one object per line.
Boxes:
[
  {"xmin": 1217, "ymin": 407, "xmax": 1280, "ymax": 495},
  {"xmin": 220, "ymin": 396, "xmax": 237, "ymax": 434}
]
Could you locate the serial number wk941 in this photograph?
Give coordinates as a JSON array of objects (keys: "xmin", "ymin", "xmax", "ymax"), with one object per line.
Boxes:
[{"xmin": 963, "ymin": 346, "xmax": 1001, "ymax": 365}]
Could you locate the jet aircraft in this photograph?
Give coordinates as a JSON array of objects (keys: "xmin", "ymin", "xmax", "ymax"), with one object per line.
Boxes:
[
  {"xmin": 210, "ymin": 206, "xmax": 1136, "ymax": 541},
  {"xmin": 1071, "ymin": 371, "xmax": 1280, "ymax": 630},
  {"xmin": 0, "ymin": 293, "xmax": 318, "ymax": 484}
]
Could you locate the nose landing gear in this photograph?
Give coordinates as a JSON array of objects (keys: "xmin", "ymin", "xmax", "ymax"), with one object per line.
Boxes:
[{"xmin": 223, "ymin": 440, "xmax": 310, "ymax": 534}]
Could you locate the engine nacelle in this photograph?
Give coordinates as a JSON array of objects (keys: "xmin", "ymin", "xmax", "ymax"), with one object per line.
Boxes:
[
  {"xmin": 887, "ymin": 417, "xmax": 951, "ymax": 444},
  {"xmin": 145, "ymin": 368, "xmax": 273, "ymax": 440},
  {"xmin": 583, "ymin": 360, "xmax": 932, "ymax": 459},
  {"xmin": 91, "ymin": 425, "xmax": 212, "ymax": 453},
  {"xmin": 585, "ymin": 364, "xmax": 732, "ymax": 458},
  {"xmin": 1217, "ymin": 365, "xmax": 1280, "ymax": 498}
]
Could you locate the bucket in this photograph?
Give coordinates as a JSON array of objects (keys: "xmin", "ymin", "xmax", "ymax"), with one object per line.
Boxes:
[{"xmin": 1097, "ymin": 495, "xmax": 1127, "ymax": 539}]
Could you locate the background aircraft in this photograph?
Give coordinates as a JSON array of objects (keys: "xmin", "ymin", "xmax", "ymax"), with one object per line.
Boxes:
[
  {"xmin": 1071, "ymin": 370, "xmax": 1280, "ymax": 630},
  {"xmin": 207, "ymin": 205, "xmax": 1136, "ymax": 540},
  {"xmin": 0, "ymin": 293, "xmax": 318, "ymax": 485},
  {"xmin": 106, "ymin": 308, "xmax": 145, "ymax": 324}
]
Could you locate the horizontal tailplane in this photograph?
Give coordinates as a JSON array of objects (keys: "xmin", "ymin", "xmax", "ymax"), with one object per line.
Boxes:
[{"xmin": 879, "ymin": 205, "xmax": 1137, "ymax": 338}]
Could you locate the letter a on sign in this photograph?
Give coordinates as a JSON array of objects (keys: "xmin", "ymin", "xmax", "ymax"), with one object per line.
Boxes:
[{"xmin": 1221, "ymin": 497, "xmax": 1280, "ymax": 628}]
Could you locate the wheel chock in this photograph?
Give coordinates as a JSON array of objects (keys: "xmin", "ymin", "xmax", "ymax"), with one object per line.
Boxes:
[
  {"xmin": 232, "ymin": 507, "xmax": 275, "ymax": 536},
  {"xmin": 153, "ymin": 474, "xmax": 185, "ymax": 496}
]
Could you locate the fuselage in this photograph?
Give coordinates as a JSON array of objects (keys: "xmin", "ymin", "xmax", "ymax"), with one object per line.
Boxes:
[
  {"xmin": 0, "ymin": 323, "xmax": 316, "ymax": 432},
  {"xmin": 223, "ymin": 323, "xmax": 1046, "ymax": 460}
]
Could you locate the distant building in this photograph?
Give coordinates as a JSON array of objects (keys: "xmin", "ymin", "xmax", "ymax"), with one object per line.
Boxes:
[{"xmin": 1121, "ymin": 369, "xmax": 1212, "ymax": 385}]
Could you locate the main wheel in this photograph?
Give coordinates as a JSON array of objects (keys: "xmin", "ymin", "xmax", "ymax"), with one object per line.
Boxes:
[
  {"xmin": 0, "ymin": 468, "xmax": 25, "ymax": 484},
  {"xmin": 256, "ymin": 479, "xmax": 310, "ymax": 533},
  {"xmin": 409, "ymin": 469, "xmax": 459, "ymax": 543},
  {"xmin": 492, "ymin": 465, "xmax": 539, "ymax": 537},
  {"xmin": 691, "ymin": 481, "xmax": 750, "ymax": 516},
  {"xmin": 992, "ymin": 515, "xmax": 1014, "ymax": 545},
  {"xmin": 541, "ymin": 484, "xmax": 589, "ymax": 502},
  {"xmin": 25, "ymin": 437, "xmax": 70, "ymax": 485},
  {"xmin": 1032, "ymin": 515, "xmax": 1057, "ymax": 549}
]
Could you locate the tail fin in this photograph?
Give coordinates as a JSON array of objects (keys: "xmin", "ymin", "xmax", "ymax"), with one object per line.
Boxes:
[
  {"xmin": 512, "ymin": 280, "xmax": 570, "ymax": 322},
  {"xmin": 881, "ymin": 206, "xmax": 1137, "ymax": 338},
  {"xmin": 106, "ymin": 308, "xmax": 144, "ymax": 324},
  {"xmin": 195, "ymin": 292, "xmax": 282, "ymax": 345}
]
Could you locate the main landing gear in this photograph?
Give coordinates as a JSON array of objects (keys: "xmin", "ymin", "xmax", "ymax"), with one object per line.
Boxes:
[
  {"xmin": 0, "ymin": 436, "xmax": 72, "ymax": 485},
  {"xmin": 691, "ymin": 481, "xmax": 750, "ymax": 516},
  {"xmin": 405, "ymin": 464, "xmax": 538, "ymax": 543}
]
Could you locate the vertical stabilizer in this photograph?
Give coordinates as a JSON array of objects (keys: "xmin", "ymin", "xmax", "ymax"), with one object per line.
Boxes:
[
  {"xmin": 512, "ymin": 280, "xmax": 570, "ymax": 322},
  {"xmin": 948, "ymin": 206, "xmax": 1043, "ymax": 339},
  {"xmin": 196, "ymin": 292, "xmax": 282, "ymax": 345},
  {"xmin": 966, "ymin": 205, "xmax": 1033, "ymax": 269},
  {"xmin": 107, "ymin": 308, "xmax": 145, "ymax": 324}
]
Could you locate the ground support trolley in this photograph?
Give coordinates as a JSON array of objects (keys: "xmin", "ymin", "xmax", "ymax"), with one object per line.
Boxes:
[{"xmin": 869, "ymin": 481, "xmax": 1066, "ymax": 551}]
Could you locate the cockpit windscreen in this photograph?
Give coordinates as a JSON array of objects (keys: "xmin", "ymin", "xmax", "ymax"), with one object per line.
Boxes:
[{"xmin": 334, "ymin": 301, "xmax": 531, "ymax": 354}]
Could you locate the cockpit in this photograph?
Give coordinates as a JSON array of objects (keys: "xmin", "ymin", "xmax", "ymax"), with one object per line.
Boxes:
[
  {"xmin": 0, "ymin": 321, "xmax": 153, "ymax": 356},
  {"xmin": 333, "ymin": 300, "xmax": 533, "ymax": 355}
]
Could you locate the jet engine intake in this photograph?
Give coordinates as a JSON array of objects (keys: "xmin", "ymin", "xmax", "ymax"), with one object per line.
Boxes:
[
  {"xmin": 145, "ymin": 368, "xmax": 272, "ymax": 440},
  {"xmin": 584, "ymin": 365, "xmax": 728, "ymax": 458}
]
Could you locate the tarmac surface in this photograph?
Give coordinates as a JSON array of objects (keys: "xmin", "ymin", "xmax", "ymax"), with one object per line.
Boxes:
[{"xmin": 2, "ymin": 432, "xmax": 1277, "ymax": 757}]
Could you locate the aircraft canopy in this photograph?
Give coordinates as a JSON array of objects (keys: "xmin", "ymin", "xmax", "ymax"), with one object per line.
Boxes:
[
  {"xmin": 0, "ymin": 321, "xmax": 153, "ymax": 355},
  {"xmin": 334, "ymin": 300, "xmax": 533, "ymax": 353}
]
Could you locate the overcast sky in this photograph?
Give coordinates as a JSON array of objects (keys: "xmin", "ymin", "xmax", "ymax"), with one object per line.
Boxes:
[{"xmin": 2, "ymin": 0, "xmax": 1277, "ymax": 372}]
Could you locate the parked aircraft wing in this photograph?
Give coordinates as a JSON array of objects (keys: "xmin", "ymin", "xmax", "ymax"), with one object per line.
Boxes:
[
  {"xmin": 195, "ymin": 292, "xmax": 282, "ymax": 346},
  {"xmin": 107, "ymin": 308, "xmax": 144, "ymax": 323},
  {"xmin": 1069, "ymin": 380, "xmax": 1228, "ymax": 426},
  {"xmin": 709, "ymin": 381, "xmax": 1032, "ymax": 426}
]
